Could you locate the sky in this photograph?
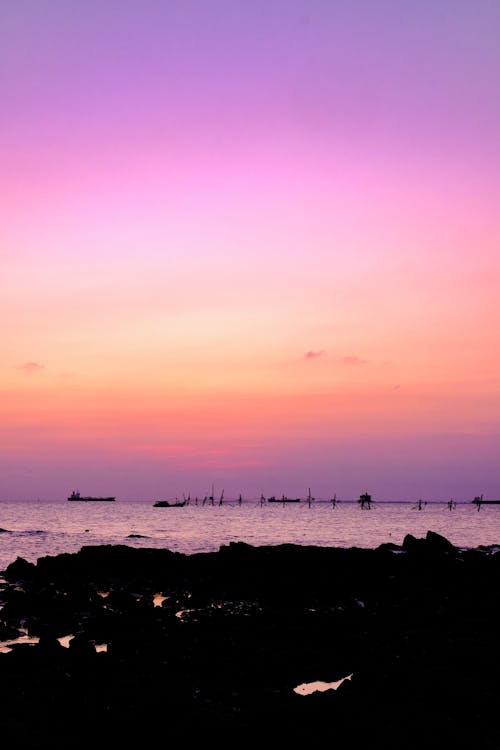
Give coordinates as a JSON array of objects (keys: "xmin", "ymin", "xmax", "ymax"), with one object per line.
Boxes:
[{"xmin": 1, "ymin": 0, "xmax": 499, "ymax": 501}]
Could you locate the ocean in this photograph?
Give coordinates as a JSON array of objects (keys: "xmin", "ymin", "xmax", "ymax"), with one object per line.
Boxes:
[{"xmin": 1, "ymin": 497, "xmax": 499, "ymax": 572}]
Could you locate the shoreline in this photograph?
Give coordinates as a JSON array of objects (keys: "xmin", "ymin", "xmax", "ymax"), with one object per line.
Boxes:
[{"xmin": 0, "ymin": 531, "xmax": 499, "ymax": 747}]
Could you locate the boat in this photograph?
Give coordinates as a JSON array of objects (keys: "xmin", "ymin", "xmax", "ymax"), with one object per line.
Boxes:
[
  {"xmin": 472, "ymin": 495, "xmax": 500, "ymax": 505},
  {"xmin": 153, "ymin": 500, "xmax": 186, "ymax": 507},
  {"xmin": 67, "ymin": 491, "xmax": 115, "ymax": 502},
  {"xmin": 267, "ymin": 495, "xmax": 301, "ymax": 503}
]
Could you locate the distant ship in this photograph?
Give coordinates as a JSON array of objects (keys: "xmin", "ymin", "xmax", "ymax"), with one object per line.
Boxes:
[
  {"xmin": 153, "ymin": 500, "xmax": 186, "ymax": 507},
  {"xmin": 67, "ymin": 491, "xmax": 115, "ymax": 502},
  {"xmin": 267, "ymin": 495, "xmax": 301, "ymax": 503},
  {"xmin": 472, "ymin": 495, "xmax": 500, "ymax": 505}
]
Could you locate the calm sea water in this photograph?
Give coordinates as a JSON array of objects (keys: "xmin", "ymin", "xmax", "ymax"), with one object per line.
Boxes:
[{"xmin": 1, "ymin": 498, "xmax": 499, "ymax": 572}]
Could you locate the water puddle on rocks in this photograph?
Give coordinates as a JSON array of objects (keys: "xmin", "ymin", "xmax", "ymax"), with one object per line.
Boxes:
[
  {"xmin": 57, "ymin": 634, "xmax": 108, "ymax": 652},
  {"xmin": 0, "ymin": 634, "xmax": 108, "ymax": 654},
  {"xmin": 0, "ymin": 635, "xmax": 40, "ymax": 653},
  {"xmin": 294, "ymin": 674, "xmax": 353, "ymax": 695},
  {"xmin": 153, "ymin": 594, "xmax": 167, "ymax": 607}
]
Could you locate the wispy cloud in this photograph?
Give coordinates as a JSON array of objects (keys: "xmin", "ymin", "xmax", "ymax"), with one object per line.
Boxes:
[
  {"xmin": 304, "ymin": 350, "xmax": 326, "ymax": 359},
  {"xmin": 16, "ymin": 362, "xmax": 45, "ymax": 373},
  {"xmin": 340, "ymin": 356, "xmax": 367, "ymax": 366}
]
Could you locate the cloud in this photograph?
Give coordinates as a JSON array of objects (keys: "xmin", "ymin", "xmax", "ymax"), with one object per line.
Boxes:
[
  {"xmin": 340, "ymin": 356, "xmax": 367, "ymax": 366},
  {"xmin": 304, "ymin": 350, "xmax": 326, "ymax": 359},
  {"xmin": 16, "ymin": 362, "xmax": 45, "ymax": 373}
]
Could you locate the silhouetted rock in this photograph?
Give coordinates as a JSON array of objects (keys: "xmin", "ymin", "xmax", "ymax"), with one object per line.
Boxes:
[
  {"xmin": 37, "ymin": 635, "xmax": 64, "ymax": 653},
  {"xmin": 0, "ymin": 531, "xmax": 498, "ymax": 749},
  {"xmin": 425, "ymin": 529, "xmax": 456, "ymax": 552},
  {"xmin": 4, "ymin": 556, "xmax": 37, "ymax": 581},
  {"xmin": 402, "ymin": 532, "xmax": 423, "ymax": 552}
]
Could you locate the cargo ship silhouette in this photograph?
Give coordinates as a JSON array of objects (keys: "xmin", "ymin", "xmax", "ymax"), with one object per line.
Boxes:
[{"xmin": 67, "ymin": 490, "xmax": 115, "ymax": 502}]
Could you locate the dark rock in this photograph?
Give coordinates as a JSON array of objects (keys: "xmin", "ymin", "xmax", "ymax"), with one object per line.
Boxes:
[
  {"xmin": 0, "ymin": 535, "xmax": 498, "ymax": 748},
  {"xmin": 38, "ymin": 635, "xmax": 64, "ymax": 653},
  {"xmin": 376, "ymin": 541, "xmax": 403, "ymax": 552},
  {"xmin": 425, "ymin": 530, "xmax": 456, "ymax": 552},
  {"xmin": 402, "ymin": 531, "xmax": 455, "ymax": 556},
  {"xmin": 0, "ymin": 622, "xmax": 23, "ymax": 640},
  {"xmin": 4, "ymin": 556, "xmax": 37, "ymax": 581},
  {"xmin": 68, "ymin": 634, "xmax": 96, "ymax": 656},
  {"xmin": 402, "ymin": 533, "xmax": 424, "ymax": 553}
]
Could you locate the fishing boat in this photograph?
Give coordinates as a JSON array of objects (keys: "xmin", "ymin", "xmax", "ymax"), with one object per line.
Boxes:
[
  {"xmin": 67, "ymin": 491, "xmax": 115, "ymax": 502},
  {"xmin": 472, "ymin": 495, "xmax": 500, "ymax": 505},
  {"xmin": 267, "ymin": 495, "xmax": 301, "ymax": 503},
  {"xmin": 153, "ymin": 499, "xmax": 186, "ymax": 507}
]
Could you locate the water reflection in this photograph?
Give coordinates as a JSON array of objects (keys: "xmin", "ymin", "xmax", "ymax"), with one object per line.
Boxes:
[{"xmin": 294, "ymin": 674, "xmax": 353, "ymax": 695}]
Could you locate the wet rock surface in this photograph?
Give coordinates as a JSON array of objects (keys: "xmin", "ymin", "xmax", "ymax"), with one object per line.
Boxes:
[{"xmin": 0, "ymin": 531, "xmax": 499, "ymax": 748}]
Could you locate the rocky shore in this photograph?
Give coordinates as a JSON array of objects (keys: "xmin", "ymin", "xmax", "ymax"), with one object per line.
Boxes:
[{"xmin": 1, "ymin": 530, "xmax": 499, "ymax": 748}]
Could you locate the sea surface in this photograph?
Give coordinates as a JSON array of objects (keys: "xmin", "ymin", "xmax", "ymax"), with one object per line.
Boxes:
[{"xmin": 1, "ymin": 497, "xmax": 499, "ymax": 572}]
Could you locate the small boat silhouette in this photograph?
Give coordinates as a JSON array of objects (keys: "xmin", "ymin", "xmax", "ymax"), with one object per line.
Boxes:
[
  {"xmin": 472, "ymin": 494, "xmax": 500, "ymax": 509},
  {"xmin": 153, "ymin": 499, "xmax": 186, "ymax": 508}
]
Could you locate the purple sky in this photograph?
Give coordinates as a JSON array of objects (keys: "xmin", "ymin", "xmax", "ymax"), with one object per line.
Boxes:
[{"xmin": 1, "ymin": 1, "xmax": 500, "ymax": 501}]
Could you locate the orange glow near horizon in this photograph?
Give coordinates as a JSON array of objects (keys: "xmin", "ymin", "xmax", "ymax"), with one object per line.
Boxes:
[{"xmin": 2, "ymin": 2, "xmax": 500, "ymax": 500}]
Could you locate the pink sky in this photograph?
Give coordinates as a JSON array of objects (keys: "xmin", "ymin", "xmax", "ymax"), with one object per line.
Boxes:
[{"xmin": 1, "ymin": 1, "xmax": 499, "ymax": 501}]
